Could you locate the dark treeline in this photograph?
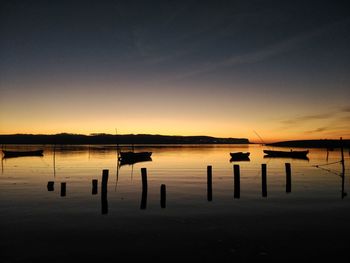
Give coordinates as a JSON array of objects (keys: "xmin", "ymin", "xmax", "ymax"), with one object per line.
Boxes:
[
  {"xmin": 0, "ymin": 133, "xmax": 249, "ymax": 145},
  {"xmin": 268, "ymin": 139, "xmax": 350, "ymax": 148}
]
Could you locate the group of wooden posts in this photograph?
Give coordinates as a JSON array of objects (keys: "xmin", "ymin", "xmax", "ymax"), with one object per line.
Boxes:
[
  {"xmin": 209, "ymin": 163, "xmax": 291, "ymax": 200},
  {"xmin": 47, "ymin": 163, "xmax": 293, "ymax": 214}
]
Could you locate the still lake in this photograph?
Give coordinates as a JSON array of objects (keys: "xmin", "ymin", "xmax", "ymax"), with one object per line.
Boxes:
[{"xmin": 1, "ymin": 144, "xmax": 350, "ymax": 261}]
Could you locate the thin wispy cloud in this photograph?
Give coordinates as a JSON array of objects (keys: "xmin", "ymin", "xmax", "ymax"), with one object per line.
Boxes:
[
  {"xmin": 172, "ymin": 18, "xmax": 350, "ymax": 80},
  {"xmin": 281, "ymin": 113, "xmax": 334, "ymax": 125},
  {"xmin": 341, "ymin": 106, "xmax": 350, "ymax": 113},
  {"xmin": 304, "ymin": 127, "xmax": 330, "ymax": 134}
]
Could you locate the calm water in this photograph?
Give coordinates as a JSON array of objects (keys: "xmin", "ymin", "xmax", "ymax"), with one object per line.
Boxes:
[
  {"xmin": 1, "ymin": 144, "xmax": 349, "ymax": 215},
  {"xmin": 1, "ymin": 144, "xmax": 350, "ymax": 261}
]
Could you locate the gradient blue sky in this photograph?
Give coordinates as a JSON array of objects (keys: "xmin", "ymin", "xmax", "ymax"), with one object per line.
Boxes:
[{"xmin": 1, "ymin": 0, "xmax": 350, "ymax": 141}]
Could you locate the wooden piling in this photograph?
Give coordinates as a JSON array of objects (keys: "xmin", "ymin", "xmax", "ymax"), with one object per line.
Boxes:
[
  {"xmin": 262, "ymin": 164, "xmax": 267, "ymax": 197},
  {"xmin": 101, "ymin": 169, "xmax": 109, "ymax": 194},
  {"xmin": 47, "ymin": 181, "xmax": 54, "ymax": 191},
  {"xmin": 100, "ymin": 170, "xmax": 109, "ymax": 214},
  {"xmin": 285, "ymin": 163, "xmax": 291, "ymax": 193},
  {"xmin": 160, "ymin": 184, "xmax": 166, "ymax": 208},
  {"xmin": 207, "ymin": 165, "xmax": 213, "ymax": 201},
  {"xmin": 340, "ymin": 137, "xmax": 345, "ymax": 175},
  {"xmin": 60, "ymin": 182, "xmax": 66, "ymax": 197},
  {"xmin": 141, "ymin": 168, "xmax": 148, "ymax": 191},
  {"xmin": 92, "ymin": 179, "xmax": 98, "ymax": 195},
  {"xmin": 234, "ymin": 165, "xmax": 240, "ymax": 199},
  {"xmin": 140, "ymin": 168, "xmax": 148, "ymax": 209}
]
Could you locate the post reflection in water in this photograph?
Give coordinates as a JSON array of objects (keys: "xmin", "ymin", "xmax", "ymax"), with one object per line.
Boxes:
[
  {"xmin": 233, "ymin": 165, "xmax": 240, "ymax": 199},
  {"xmin": 0, "ymin": 144, "xmax": 348, "ymax": 215},
  {"xmin": 1, "ymin": 144, "xmax": 349, "ymax": 263},
  {"xmin": 261, "ymin": 164, "xmax": 267, "ymax": 197}
]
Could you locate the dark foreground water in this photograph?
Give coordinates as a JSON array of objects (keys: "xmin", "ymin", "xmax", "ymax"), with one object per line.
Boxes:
[{"xmin": 1, "ymin": 144, "xmax": 349, "ymax": 262}]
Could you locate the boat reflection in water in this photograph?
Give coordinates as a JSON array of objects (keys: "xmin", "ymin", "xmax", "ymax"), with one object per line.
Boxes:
[
  {"xmin": 263, "ymin": 154, "xmax": 310, "ymax": 161},
  {"xmin": 118, "ymin": 151, "xmax": 152, "ymax": 161},
  {"xmin": 2, "ymin": 150, "xmax": 43, "ymax": 158},
  {"xmin": 116, "ymin": 153, "xmax": 152, "ymax": 188},
  {"xmin": 118, "ymin": 155, "xmax": 152, "ymax": 166},
  {"xmin": 263, "ymin": 149, "xmax": 309, "ymax": 159}
]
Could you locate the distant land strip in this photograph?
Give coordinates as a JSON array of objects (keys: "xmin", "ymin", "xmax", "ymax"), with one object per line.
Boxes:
[
  {"xmin": 267, "ymin": 139, "xmax": 350, "ymax": 148},
  {"xmin": 0, "ymin": 134, "xmax": 249, "ymax": 145}
]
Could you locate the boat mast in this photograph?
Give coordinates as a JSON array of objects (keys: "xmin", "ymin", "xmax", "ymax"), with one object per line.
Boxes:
[
  {"xmin": 253, "ymin": 130, "xmax": 265, "ymax": 146},
  {"xmin": 115, "ymin": 128, "xmax": 120, "ymax": 158}
]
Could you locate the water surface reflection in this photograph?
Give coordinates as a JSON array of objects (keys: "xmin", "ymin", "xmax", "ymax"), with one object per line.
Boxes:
[{"xmin": 0, "ymin": 144, "xmax": 349, "ymax": 215}]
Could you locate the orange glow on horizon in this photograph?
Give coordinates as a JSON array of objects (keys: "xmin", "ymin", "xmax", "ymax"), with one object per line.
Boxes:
[{"xmin": 1, "ymin": 82, "xmax": 349, "ymax": 143}]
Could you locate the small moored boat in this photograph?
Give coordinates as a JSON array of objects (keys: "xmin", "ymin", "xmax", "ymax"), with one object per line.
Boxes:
[
  {"xmin": 230, "ymin": 152, "xmax": 250, "ymax": 158},
  {"xmin": 3, "ymin": 150, "xmax": 44, "ymax": 158},
  {"xmin": 230, "ymin": 152, "xmax": 250, "ymax": 161}
]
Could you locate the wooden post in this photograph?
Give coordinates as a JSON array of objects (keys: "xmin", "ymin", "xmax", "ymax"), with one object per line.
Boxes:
[
  {"xmin": 47, "ymin": 181, "xmax": 54, "ymax": 191},
  {"xmin": 160, "ymin": 184, "xmax": 166, "ymax": 208},
  {"xmin": 92, "ymin": 179, "xmax": 98, "ymax": 195},
  {"xmin": 340, "ymin": 137, "xmax": 345, "ymax": 175},
  {"xmin": 141, "ymin": 168, "xmax": 148, "ymax": 191},
  {"xmin": 261, "ymin": 164, "xmax": 267, "ymax": 197},
  {"xmin": 101, "ymin": 169, "xmax": 109, "ymax": 194},
  {"xmin": 340, "ymin": 137, "xmax": 346, "ymax": 199},
  {"xmin": 207, "ymin": 165, "xmax": 213, "ymax": 201},
  {"xmin": 285, "ymin": 163, "xmax": 291, "ymax": 193},
  {"xmin": 140, "ymin": 168, "xmax": 148, "ymax": 209},
  {"xmin": 60, "ymin": 182, "xmax": 66, "ymax": 197},
  {"xmin": 101, "ymin": 170, "xmax": 108, "ymax": 214},
  {"xmin": 234, "ymin": 165, "xmax": 240, "ymax": 199}
]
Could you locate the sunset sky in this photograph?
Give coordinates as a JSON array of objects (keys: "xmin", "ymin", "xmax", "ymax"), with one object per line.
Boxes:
[{"xmin": 1, "ymin": 0, "xmax": 350, "ymax": 142}]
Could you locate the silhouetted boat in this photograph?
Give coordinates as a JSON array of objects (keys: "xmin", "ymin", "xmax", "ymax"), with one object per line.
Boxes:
[
  {"xmin": 263, "ymin": 149, "xmax": 309, "ymax": 158},
  {"xmin": 229, "ymin": 152, "xmax": 250, "ymax": 162},
  {"xmin": 230, "ymin": 152, "xmax": 250, "ymax": 158},
  {"xmin": 118, "ymin": 151, "xmax": 152, "ymax": 161},
  {"xmin": 3, "ymin": 150, "xmax": 44, "ymax": 158}
]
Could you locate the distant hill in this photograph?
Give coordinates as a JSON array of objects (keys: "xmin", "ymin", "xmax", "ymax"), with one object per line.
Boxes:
[
  {"xmin": 267, "ymin": 139, "xmax": 350, "ymax": 148},
  {"xmin": 0, "ymin": 133, "xmax": 249, "ymax": 145}
]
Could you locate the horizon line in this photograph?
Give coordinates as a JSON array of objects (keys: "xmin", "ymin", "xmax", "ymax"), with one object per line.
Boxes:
[{"xmin": 0, "ymin": 132, "xmax": 346, "ymax": 144}]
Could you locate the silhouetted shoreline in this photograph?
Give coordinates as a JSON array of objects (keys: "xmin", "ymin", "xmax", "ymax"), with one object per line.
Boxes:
[
  {"xmin": 268, "ymin": 139, "xmax": 350, "ymax": 148},
  {"xmin": 0, "ymin": 133, "xmax": 249, "ymax": 145}
]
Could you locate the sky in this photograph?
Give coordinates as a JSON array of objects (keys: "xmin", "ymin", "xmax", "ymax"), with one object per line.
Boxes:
[{"xmin": 1, "ymin": 0, "xmax": 350, "ymax": 142}]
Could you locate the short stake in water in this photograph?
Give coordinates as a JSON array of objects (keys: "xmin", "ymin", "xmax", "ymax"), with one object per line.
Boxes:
[
  {"xmin": 262, "ymin": 164, "xmax": 267, "ymax": 197},
  {"xmin": 101, "ymin": 170, "xmax": 109, "ymax": 194},
  {"xmin": 60, "ymin": 182, "xmax": 66, "ymax": 197},
  {"xmin": 47, "ymin": 181, "xmax": 54, "ymax": 191},
  {"xmin": 285, "ymin": 163, "xmax": 291, "ymax": 193},
  {"xmin": 234, "ymin": 165, "xmax": 240, "ymax": 199},
  {"xmin": 101, "ymin": 170, "xmax": 109, "ymax": 214},
  {"xmin": 140, "ymin": 168, "xmax": 148, "ymax": 210},
  {"xmin": 92, "ymin": 179, "xmax": 98, "ymax": 195},
  {"xmin": 160, "ymin": 184, "xmax": 166, "ymax": 208},
  {"xmin": 207, "ymin": 165, "xmax": 213, "ymax": 201}
]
